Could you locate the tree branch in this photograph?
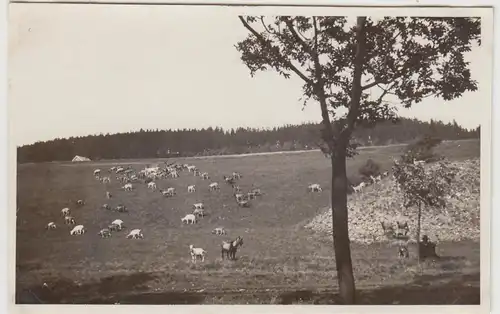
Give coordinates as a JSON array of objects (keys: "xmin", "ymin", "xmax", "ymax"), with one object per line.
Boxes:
[{"xmin": 238, "ymin": 16, "xmax": 312, "ymax": 85}]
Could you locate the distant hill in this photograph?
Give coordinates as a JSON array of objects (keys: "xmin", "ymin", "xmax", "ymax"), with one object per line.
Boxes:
[{"xmin": 17, "ymin": 118, "xmax": 479, "ymax": 163}]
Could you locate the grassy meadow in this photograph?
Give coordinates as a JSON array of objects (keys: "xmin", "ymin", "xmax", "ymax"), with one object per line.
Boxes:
[{"xmin": 15, "ymin": 139, "xmax": 481, "ymax": 304}]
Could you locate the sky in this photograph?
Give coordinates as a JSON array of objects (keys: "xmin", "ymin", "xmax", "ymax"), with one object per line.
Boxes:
[{"xmin": 8, "ymin": 4, "xmax": 492, "ymax": 146}]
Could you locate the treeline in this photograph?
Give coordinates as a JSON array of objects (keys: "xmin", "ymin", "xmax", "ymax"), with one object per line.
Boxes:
[{"xmin": 17, "ymin": 118, "xmax": 479, "ymax": 163}]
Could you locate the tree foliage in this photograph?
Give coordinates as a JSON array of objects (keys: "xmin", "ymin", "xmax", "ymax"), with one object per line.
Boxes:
[
  {"xmin": 358, "ymin": 158, "xmax": 381, "ymax": 179},
  {"xmin": 402, "ymin": 134, "xmax": 444, "ymax": 164}
]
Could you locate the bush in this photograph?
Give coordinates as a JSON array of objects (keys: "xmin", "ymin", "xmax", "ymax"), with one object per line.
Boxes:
[
  {"xmin": 401, "ymin": 135, "xmax": 443, "ymax": 164},
  {"xmin": 359, "ymin": 158, "xmax": 381, "ymax": 179}
]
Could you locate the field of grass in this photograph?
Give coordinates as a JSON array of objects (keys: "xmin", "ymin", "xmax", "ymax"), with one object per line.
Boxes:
[{"xmin": 15, "ymin": 139, "xmax": 481, "ymax": 304}]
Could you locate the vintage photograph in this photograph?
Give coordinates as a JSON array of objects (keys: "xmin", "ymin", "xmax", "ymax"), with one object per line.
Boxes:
[{"xmin": 10, "ymin": 3, "xmax": 492, "ymax": 306}]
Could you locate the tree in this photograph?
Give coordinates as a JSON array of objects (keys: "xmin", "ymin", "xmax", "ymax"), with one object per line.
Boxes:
[
  {"xmin": 358, "ymin": 158, "xmax": 381, "ymax": 180},
  {"xmin": 235, "ymin": 16, "xmax": 480, "ymax": 303},
  {"xmin": 392, "ymin": 158, "xmax": 458, "ymax": 261},
  {"xmin": 402, "ymin": 134, "xmax": 443, "ymax": 164}
]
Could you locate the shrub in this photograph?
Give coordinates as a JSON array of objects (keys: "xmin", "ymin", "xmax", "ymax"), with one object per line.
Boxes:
[
  {"xmin": 359, "ymin": 158, "xmax": 381, "ymax": 179},
  {"xmin": 402, "ymin": 135, "xmax": 443, "ymax": 164}
]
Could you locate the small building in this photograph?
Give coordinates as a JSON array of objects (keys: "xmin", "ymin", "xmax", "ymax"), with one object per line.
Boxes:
[{"xmin": 71, "ymin": 155, "xmax": 91, "ymax": 162}]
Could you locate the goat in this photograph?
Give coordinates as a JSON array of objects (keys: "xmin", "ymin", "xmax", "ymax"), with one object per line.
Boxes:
[
  {"xmin": 147, "ymin": 182, "xmax": 157, "ymax": 190},
  {"xmin": 223, "ymin": 176, "xmax": 235, "ymax": 185},
  {"xmin": 193, "ymin": 203, "xmax": 204, "ymax": 210},
  {"xmin": 76, "ymin": 199, "xmax": 85, "ymax": 206},
  {"xmin": 247, "ymin": 191, "xmax": 257, "ymax": 200},
  {"xmin": 413, "ymin": 158, "xmax": 426, "ymax": 166},
  {"xmin": 102, "ymin": 204, "xmax": 112, "ymax": 210},
  {"xmin": 187, "ymin": 165, "xmax": 197, "ymax": 172},
  {"xmin": 181, "ymin": 214, "xmax": 197, "ymax": 224},
  {"xmin": 61, "ymin": 208, "xmax": 70, "ymax": 216},
  {"xmin": 212, "ymin": 227, "xmax": 226, "ymax": 235},
  {"xmin": 352, "ymin": 182, "xmax": 366, "ymax": 193},
  {"xmin": 126, "ymin": 229, "xmax": 144, "ymax": 239},
  {"xmin": 237, "ymin": 199, "xmax": 250, "ymax": 208},
  {"xmin": 221, "ymin": 236, "xmax": 244, "ymax": 260},
  {"xmin": 115, "ymin": 204, "xmax": 127, "ymax": 213},
  {"xmin": 370, "ymin": 175, "xmax": 382, "ymax": 184},
  {"xmin": 189, "ymin": 244, "xmax": 207, "ymax": 263},
  {"xmin": 234, "ymin": 193, "xmax": 245, "ymax": 203},
  {"xmin": 46, "ymin": 222, "xmax": 56, "ymax": 230},
  {"xmin": 64, "ymin": 216, "xmax": 76, "ymax": 225},
  {"xmin": 382, "ymin": 171, "xmax": 389, "ymax": 177},
  {"xmin": 232, "ymin": 172, "xmax": 242, "ymax": 180},
  {"xmin": 201, "ymin": 172, "xmax": 210, "ymax": 180},
  {"xmin": 193, "ymin": 208, "xmax": 205, "ymax": 218},
  {"xmin": 380, "ymin": 220, "xmax": 395, "ymax": 237},
  {"xmin": 106, "ymin": 192, "xmax": 112, "ymax": 199},
  {"xmin": 70, "ymin": 225, "xmax": 85, "ymax": 236},
  {"xmin": 208, "ymin": 182, "xmax": 220, "ymax": 191},
  {"xmin": 308, "ymin": 184, "xmax": 322, "ymax": 192},
  {"xmin": 98, "ymin": 228, "xmax": 112, "ymax": 238},
  {"xmin": 122, "ymin": 183, "xmax": 133, "ymax": 191},
  {"xmin": 111, "ymin": 219, "xmax": 124, "ymax": 230},
  {"xmin": 169, "ymin": 171, "xmax": 179, "ymax": 178},
  {"xmin": 101, "ymin": 176, "xmax": 111, "ymax": 183},
  {"xmin": 250, "ymin": 188, "xmax": 262, "ymax": 196},
  {"xmin": 396, "ymin": 220, "xmax": 410, "ymax": 237},
  {"xmin": 232, "ymin": 185, "xmax": 242, "ymax": 193},
  {"xmin": 93, "ymin": 169, "xmax": 101, "ymax": 176},
  {"xmin": 188, "ymin": 185, "xmax": 196, "ymax": 193},
  {"xmin": 108, "ymin": 224, "xmax": 120, "ymax": 232}
]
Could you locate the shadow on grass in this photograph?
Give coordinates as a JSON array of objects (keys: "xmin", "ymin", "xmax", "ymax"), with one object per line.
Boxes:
[{"xmin": 16, "ymin": 269, "xmax": 480, "ymax": 305}]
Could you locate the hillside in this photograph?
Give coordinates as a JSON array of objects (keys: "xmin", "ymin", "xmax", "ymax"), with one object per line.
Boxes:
[{"xmin": 305, "ymin": 159, "xmax": 480, "ymax": 244}]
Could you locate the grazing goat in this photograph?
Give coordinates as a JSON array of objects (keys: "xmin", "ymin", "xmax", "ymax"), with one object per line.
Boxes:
[
  {"xmin": 93, "ymin": 169, "xmax": 101, "ymax": 176},
  {"xmin": 193, "ymin": 203, "xmax": 204, "ymax": 210},
  {"xmin": 160, "ymin": 187, "xmax": 176, "ymax": 197},
  {"xmin": 189, "ymin": 245, "xmax": 207, "ymax": 263},
  {"xmin": 98, "ymin": 228, "xmax": 112, "ymax": 238},
  {"xmin": 111, "ymin": 219, "xmax": 124, "ymax": 230},
  {"xmin": 308, "ymin": 184, "xmax": 322, "ymax": 192},
  {"xmin": 232, "ymin": 185, "xmax": 242, "ymax": 193},
  {"xmin": 247, "ymin": 191, "xmax": 257, "ymax": 200},
  {"xmin": 101, "ymin": 176, "xmax": 111, "ymax": 183},
  {"xmin": 108, "ymin": 224, "xmax": 120, "ymax": 232},
  {"xmin": 201, "ymin": 172, "xmax": 210, "ymax": 180},
  {"xmin": 102, "ymin": 204, "xmax": 112, "ymax": 210},
  {"xmin": 193, "ymin": 208, "xmax": 205, "ymax": 218},
  {"xmin": 209, "ymin": 182, "xmax": 220, "ymax": 191},
  {"xmin": 221, "ymin": 236, "xmax": 244, "ymax": 260},
  {"xmin": 212, "ymin": 227, "xmax": 226, "ymax": 235},
  {"xmin": 122, "ymin": 183, "xmax": 133, "ymax": 191},
  {"xmin": 234, "ymin": 193, "xmax": 245, "ymax": 202},
  {"xmin": 46, "ymin": 222, "xmax": 56, "ymax": 230},
  {"xmin": 70, "ymin": 225, "xmax": 85, "ymax": 236},
  {"xmin": 181, "ymin": 214, "xmax": 197, "ymax": 224},
  {"xmin": 61, "ymin": 208, "xmax": 70, "ymax": 216},
  {"xmin": 106, "ymin": 192, "xmax": 112, "ymax": 199},
  {"xmin": 380, "ymin": 220, "xmax": 395, "ymax": 237},
  {"xmin": 115, "ymin": 204, "xmax": 127, "ymax": 213},
  {"xmin": 250, "ymin": 188, "xmax": 262, "ymax": 196},
  {"xmin": 223, "ymin": 176, "xmax": 235, "ymax": 185},
  {"xmin": 188, "ymin": 185, "xmax": 196, "ymax": 193},
  {"xmin": 169, "ymin": 171, "xmax": 179, "ymax": 178},
  {"xmin": 64, "ymin": 216, "xmax": 76, "ymax": 225},
  {"xmin": 232, "ymin": 172, "xmax": 242, "ymax": 180},
  {"xmin": 382, "ymin": 171, "xmax": 389, "ymax": 177},
  {"xmin": 126, "ymin": 229, "xmax": 144, "ymax": 239},
  {"xmin": 147, "ymin": 182, "xmax": 157, "ymax": 190},
  {"xmin": 352, "ymin": 182, "xmax": 366, "ymax": 193},
  {"xmin": 76, "ymin": 199, "xmax": 85, "ymax": 206},
  {"xmin": 237, "ymin": 200, "xmax": 250, "ymax": 208},
  {"xmin": 187, "ymin": 165, "xmax": 197, "ymax": 172}
]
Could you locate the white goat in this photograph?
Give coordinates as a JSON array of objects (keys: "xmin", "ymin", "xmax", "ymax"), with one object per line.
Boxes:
[
  {"xmin": 93, "ymin": 169, "xmax": 101, "ymax": 176},
  {"xmin": 102, "ymin": 176, "xmax": 111, "ymax": 183},
  {"xmin": 64, "ymin": 216, "xmax": 76, "ymax": 225},
  {"xmin": 209, "ymin": 182, "xmax": 220, "ymax": 191},
  {"xmin": 352, "ymin": 182, "xmax": 366, "ymax": 193},
  {"xmin": 232, "ymin": 172, "xmax": 242, "ymax": 179},
  {"xmin": 370, "ymin": 175, "xmax": 382, "ymax": 184},
  {"xmin": 123, "ymin": 183, "xmax": 133, "ymax": 191},
  {"xmin": 46, "ymin": 222, "xmax": 56, "ymax": 230},
  {"xmin": 201, "ymin": 172, "xmax": 210, "ymax": 180},
  {"xmin": 181, "ymin": 214, "xmax": 197, "ymax": 224},
  {"xmin": 188, "ymin": 185, "xmax": 196, "ymax": 193},
  {"xmin": 308, "ymin": 184, "xmax": 322, "ymax": 192},
  {"xmin": 193, "ymin": 208, "xmax": 205, "ymax": 217},
  {"xmin": 111, "ymin": 219, "xmax": 124, "ymax": 230},
  {"xmin": 189, "ymin": 244, "xmax": 207, "ymax": 263},
  {"xmin": 126, "ymin": 229, "xmax": 144, "ymax": 239},
  {"xmin": 106, "ymin": 191, "xmax": 112, "ymax": 199},
  {"xmin": 61, "ymin": 208, "xmax": 70, "ymax": 216},
  {"xmin": 160, "ymin": 187, "xmax": 176, "ymax": 197},
  {"xmin": 187, "ymin": 165, "xmax": 197, "ymax": 172},
  {"xmin": 193, "ymin": 203, "xmax": 204, "ymax": 210},
  {"xmin": 212, "ymin": 227, "xmax": 226, "ymax": 235},
  {"xmin": 70, "ymin": 225, "xmax": 85, "ymax": 235},
  {"xmin": 169, "ymin": 171, "xmax": 179, "ymax": 178},
  {"xmin": 147, "ymin": 182, "xmax": 157, "ymax": 190},
  {"xmin": 98, "ymin": 229, "xmax": 111, "ymax": 238}
]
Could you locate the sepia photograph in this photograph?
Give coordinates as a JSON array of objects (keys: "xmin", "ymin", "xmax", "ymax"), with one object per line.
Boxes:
[{"xmin": 8, "ymin": 3, "xmax": 492, "ymax": 308}]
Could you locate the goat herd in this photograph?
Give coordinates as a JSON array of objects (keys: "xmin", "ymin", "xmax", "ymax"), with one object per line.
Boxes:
[{"xmin": 44, "ymin": 162, "xmax": 265, "ymax": 263}]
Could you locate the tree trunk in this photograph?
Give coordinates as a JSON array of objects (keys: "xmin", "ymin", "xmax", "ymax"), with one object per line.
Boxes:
[
  {"xmin": 330, "ymin": 150, "xmax": 356, "ymax": 304},
  {"xmin": 416, "ymin": 201, "xmax": 422, "ymax": 262}
]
